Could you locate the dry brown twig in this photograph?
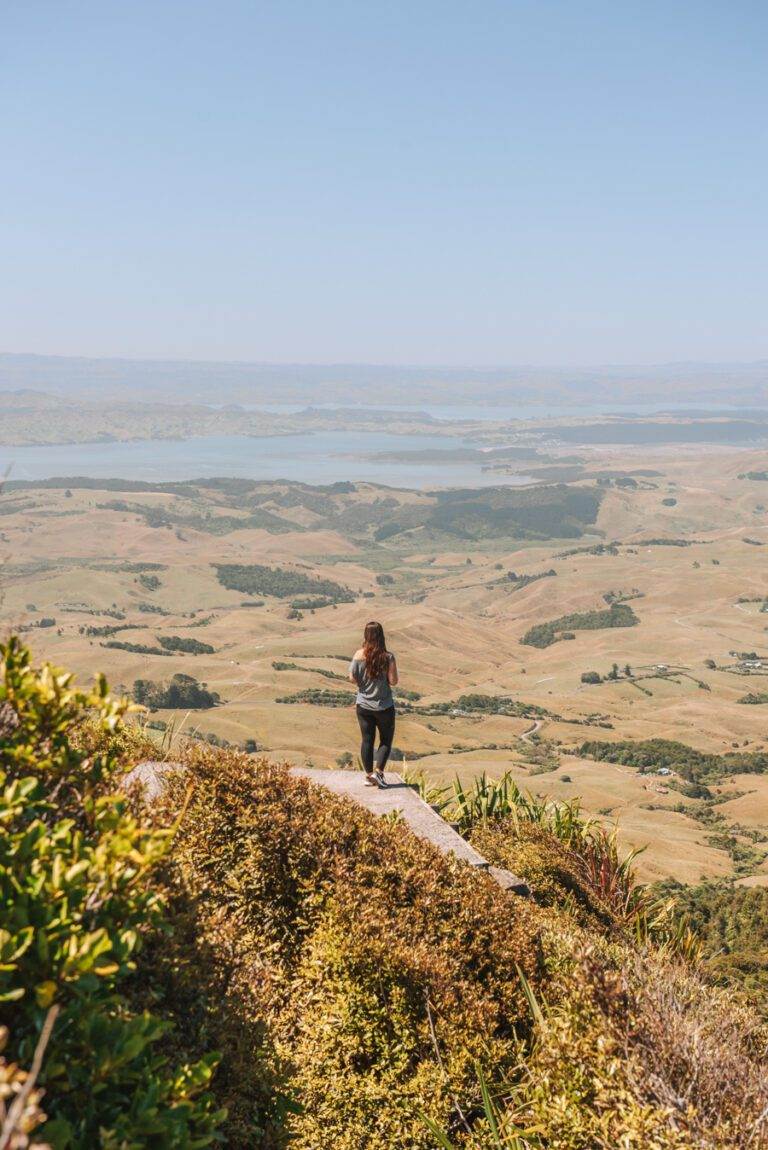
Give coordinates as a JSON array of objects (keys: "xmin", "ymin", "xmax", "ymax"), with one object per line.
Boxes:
[{"xmin": 0, "ymin": 1005, "xmax": 59, "ymax": 1150}]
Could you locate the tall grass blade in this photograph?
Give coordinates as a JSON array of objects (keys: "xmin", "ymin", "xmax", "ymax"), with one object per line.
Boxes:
[
  {"xmin": 516, "ymin": 965, "xmax": 545, "ymax": 1028},
  {"xmin": 477, "ymin": 1062, "xmax": 503, "ymax": 1144}
]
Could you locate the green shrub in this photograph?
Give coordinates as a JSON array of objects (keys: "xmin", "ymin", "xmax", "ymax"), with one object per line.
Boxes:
[
  {"xmin": 275, "ymin": 688, "xmax": 352, "ymax": 707},
  {"xmin": 215, "ymin": 563, "xmax": 354, "ymax": 603},
  {"xmin": 0, "ymin": 637, "xmax": 224, "ymax": 1147},
  {"xmin": 555, "ymin": 542, "xmax": 618, "ymax": 558},
  {"xmin": 522, "ymin": 604, "xmax": 639, "ymax": 648},
  {"xmin": 133, "ymin": 673, "xmax": 220, "ymax": 709},
  {"xmin": 503, "ymin": 569, "xmax": 556, "ymax": 592},
  {"xmin": 157, "ymin": 635, "xmax": 216, "ymax": 655},
  {"xmin": 102, "ymin": 639, "xmax": 172, "ymax": 656}
]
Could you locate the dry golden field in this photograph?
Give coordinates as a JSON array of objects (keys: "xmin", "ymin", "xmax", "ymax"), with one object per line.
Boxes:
[{"xmin": 2, "ymin": 442, "xmax": 767, "ymax": 882}]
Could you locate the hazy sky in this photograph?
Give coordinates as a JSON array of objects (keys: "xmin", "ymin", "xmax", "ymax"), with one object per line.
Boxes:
[{"xmin": 2, "ymin": 1, "xmax": 766, "ymax": 365}]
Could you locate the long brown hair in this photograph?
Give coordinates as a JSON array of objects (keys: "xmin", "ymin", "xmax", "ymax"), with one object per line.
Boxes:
[{"xmin": 362, "ymin": 621, "xmax": 389, "ymax": 680}]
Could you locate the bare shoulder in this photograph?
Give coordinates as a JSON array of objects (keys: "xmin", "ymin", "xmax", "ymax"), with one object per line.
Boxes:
[{"xmin": 353, "ymin": 648, "xmax": 364, "ymax": 659}]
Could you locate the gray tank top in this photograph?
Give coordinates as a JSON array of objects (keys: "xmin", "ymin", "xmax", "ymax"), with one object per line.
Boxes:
[{"xmin": 349, "ymin": 652, "xmax": 395, "ymax": 711}]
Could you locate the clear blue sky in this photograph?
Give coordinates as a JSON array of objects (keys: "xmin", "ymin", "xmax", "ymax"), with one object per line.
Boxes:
[{"xmin": 2, "ymin": 1, "xmax": 766, "ymax": 365}]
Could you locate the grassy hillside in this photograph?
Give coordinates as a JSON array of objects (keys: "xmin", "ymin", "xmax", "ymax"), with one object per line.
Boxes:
[
  {"xmin": 3, "ymin": 449, "xmax": 768, "ymax": 885},
  {"xmin": 6, "ymin": 476, "xmax": 604, "ymax": 545},
  {"xmin": 3, "ymin": 639, "xmax": 768, "ymax": 1149}
]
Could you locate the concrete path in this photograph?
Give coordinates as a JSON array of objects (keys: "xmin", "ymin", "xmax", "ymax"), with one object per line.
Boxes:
[
  {"xmin": 292, "ymin": 768, "xmax": 488, "ymax": 867},
  {"xmin": 293, "ymin": 768, "xmax": 529, "ymax": 895}
]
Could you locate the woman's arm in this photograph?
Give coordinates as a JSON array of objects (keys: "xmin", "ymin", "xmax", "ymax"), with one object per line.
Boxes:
[
  {"xmin": 387, "ymin": 654, "xmax": 399, "ymax": 686},
  {"xmin": 349, "ymin": 649, "xmax": 363, "ymax": 682}
]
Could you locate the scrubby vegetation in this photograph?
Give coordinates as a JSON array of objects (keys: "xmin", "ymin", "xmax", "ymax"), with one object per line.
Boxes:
[
  {"xmin": 215, "ymin": 562, "xmax": 355, "ymax": 602},
  {"xmin": 0, "ymin": 637, "xmax": 222, "ymax": 1147},
  {"xmin": 102, "ymin": 639, "xmax": 172, "ymax": 656},
  {"xmin": 272, "ymin": 660, "xmax": 346, "ymax": 681},
  {"xmin": 502, "ymin": 568, "xmax": 556, "ymax": 591},
  {"xmin": 578, "ymin": 737, "xmax": 768, "ymax": 784},
  {"xmin": 451, "ymin": 693, "xmax": 551, "ymax": 718},
  {"xmin": 275, "ymin": 688, "xmax": 552, "ymax": 720},
  {"xmin": 289, "ymin": 596, "xmax": 338, "ymax": 610},
  {"xmin": 412, "ymin": 773, "xmax": 768, "ymax": 1148},
  {"xmin": 133, "ymin": 673, "xmax": 221, "ymax": 709},
  {"xmin": 395, "ymin": 687, "xmax": 422, "ymax": 701},
  {"xmin": 660, "ymin": 880, "xmax": 768, "ymax": 1007},
  {"xmin": 554, "ymin": 542, "xmax": 619, "ymax": 558},
  {"xmin": 603, "ymin": 587, "xmax": 643, "ymax": 605},
  {"xmin": 137, "ymin": 601, "xmax": 172, "ymax": 615},
  {"xmin": 522, "ymin": 603, "xmax": 639, "ymax": 648},
  {"xmin": 373, "ymin": 485, "xmax": 603, "ymax": 543},
  {"xmin": 276, "ymin": 687, "xmax": 352, "ymax": 707},
  {"xmin": 636, "ymin": 537, "xmax": 701, "ymax": 547},
  {"xmin": 81, "ymin": 622, "xmax": 143, "ymax": 638},
  {"xmin": 424, "ymin": 484, "xmax": 604, "ymax": 541},
  {"xmin": 97, "ymin": 498, "xmax": 293, "ymax": 535},
  {"xmin": 157, "ymin": 635, "xmax": 216, "ymax": 655},
  {"xmin": 5, "ymin": 638, "xmax": 768, "ymax": 1149}
]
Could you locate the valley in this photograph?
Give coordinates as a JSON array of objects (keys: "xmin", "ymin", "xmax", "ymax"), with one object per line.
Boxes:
[{"xmin": 2, "ymin": 437, "xmax": 767, "ymax": 884}]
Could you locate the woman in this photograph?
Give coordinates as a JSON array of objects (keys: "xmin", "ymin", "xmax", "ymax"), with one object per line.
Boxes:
[{"xmin": 348, "ymin": 621, "xmax": 398, "ymax": 787}]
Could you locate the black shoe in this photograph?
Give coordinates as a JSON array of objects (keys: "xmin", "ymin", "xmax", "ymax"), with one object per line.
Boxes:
[{"xmin": 374, "ymin": 769, "xmax": 388, "ymax": 787}]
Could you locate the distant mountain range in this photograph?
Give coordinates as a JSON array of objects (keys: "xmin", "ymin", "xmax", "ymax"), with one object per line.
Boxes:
[{"xmin": 1, "ymin": 352, "xmax": 766, "ymax": 406}]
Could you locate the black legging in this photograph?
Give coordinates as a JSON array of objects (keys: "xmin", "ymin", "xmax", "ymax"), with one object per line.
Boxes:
[{"xmin": 356, "ymin": 705, "xmax": 396, "ymax": 773}]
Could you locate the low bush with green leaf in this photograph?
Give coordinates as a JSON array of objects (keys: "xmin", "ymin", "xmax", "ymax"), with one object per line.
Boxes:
[{"xmin": 0, "ymin": 637, "xmax": 224, "ymax": 1147}]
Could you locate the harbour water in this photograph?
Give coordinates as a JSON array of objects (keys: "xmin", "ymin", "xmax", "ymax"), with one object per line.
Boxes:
[{"xmin": 0, "ymin": 431, "xmax": 532, "ymax": 489}]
